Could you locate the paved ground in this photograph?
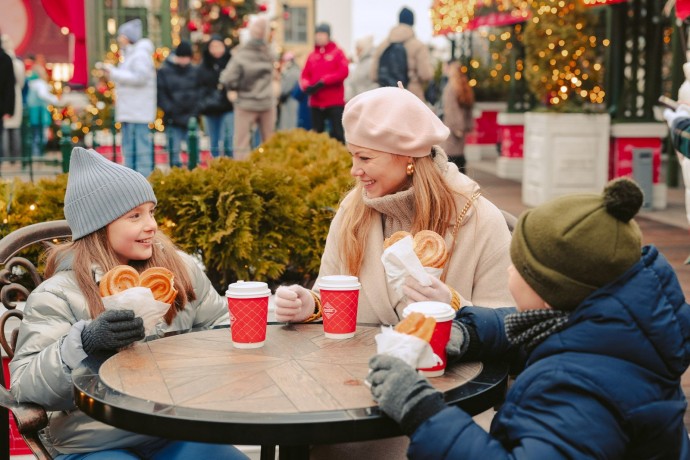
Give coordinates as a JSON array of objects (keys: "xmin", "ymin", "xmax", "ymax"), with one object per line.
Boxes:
[{"xmin": 467, "ymin": 160, "xmax": 690, "ymax": 431}]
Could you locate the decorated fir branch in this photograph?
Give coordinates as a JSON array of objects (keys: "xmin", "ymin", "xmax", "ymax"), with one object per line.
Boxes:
[{"xmin": 522, "ymin": 0, "xmax": 605, "ymax": 111}]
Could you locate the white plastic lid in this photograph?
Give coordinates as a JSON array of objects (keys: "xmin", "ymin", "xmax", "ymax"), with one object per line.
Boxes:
[
  {"xmin": 318, "ymin": 275, "xmax": 361, "ymax": 290},
  {"xmin": 403, "ymin": 301, "xmax": 455, "ymax": 322},
  {"xmin": 225, "ymin": 281, "xmax": 271, "ymax": 298}
]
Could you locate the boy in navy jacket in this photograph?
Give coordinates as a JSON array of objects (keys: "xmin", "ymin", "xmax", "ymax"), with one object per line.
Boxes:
[{"xmin": 368, "ymin": 179, "xmax": 690, "ymax": 459}]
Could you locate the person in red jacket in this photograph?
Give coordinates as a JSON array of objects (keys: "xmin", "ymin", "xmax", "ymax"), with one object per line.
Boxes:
[{"xmin": 300, "ymin": 23, "xmax": 349, "ymax": 143}]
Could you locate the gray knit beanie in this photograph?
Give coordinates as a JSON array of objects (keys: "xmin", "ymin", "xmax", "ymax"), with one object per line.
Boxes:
[
  {"xmin": 64, "ymin": 147, "xmax": 157, "ymax": 240},
  {"xmin": 118, "ymin": 19, "xmax": 142, "ymax": 44}
]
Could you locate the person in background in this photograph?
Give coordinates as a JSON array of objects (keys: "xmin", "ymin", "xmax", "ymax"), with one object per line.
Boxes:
[
  {"xmin": 345, "ymin": 35, "xmax": 378, "ymax": 102},
  {"xmin": 157, "ymin": 41, "xmax": 200, "ymax": 168},
  {"xmin": 664, "ymin": 102, "xmax": 690, "ymax": 264},
  {"xmin": 368, "ymin": 179, "xmax": 690, "ymax": 459},
  {"xmin": 300, "ymin": 23, "xmax": 349, "ymax": 143},
  {"xmin": 291, "ymin": 84, "xmax": 312, "ymax": 131},
  {"xmin": 371, "ymin": 7, "xmax": 433, "ymax": 102},
  {"xmin": 275, "ymin": 85, "xmax": 513, "ymax": 459},
  {"xmin": 0, "ymin": 29, "xmax": 15, "ymax": 159},
  {"xmin": 220, "ymin": 15, "xmax": 276, "ymax": 160},
  {"xmin": 198, "ymin": 35, "xmax": 234, "ymax": 159},
  {"xmin": 105, "ymin": 19, "xmax": 157, "ymax": 176},
  {"xmin": 440, "ymin": 62, "xmax": 474, "ymax": 174},
  {"xmin": 26, "ymin": 66, "xmax": 58, "ymax": 158},
  {"xmin": 276, "ymin": 51, "xmax": 300, "ymax": 131},
  {"xmin": 1, "ymin": 34, "xmax": 23, "ymax": 159}
]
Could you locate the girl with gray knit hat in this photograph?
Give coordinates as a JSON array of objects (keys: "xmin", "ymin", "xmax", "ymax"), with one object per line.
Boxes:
[
  {"xmin": 368, "ymin": 178, "xmax": 690, "ymax": 459},
  {"xmin": 9, "ymin": 148, "xmax": 248, "ymax": 459}
]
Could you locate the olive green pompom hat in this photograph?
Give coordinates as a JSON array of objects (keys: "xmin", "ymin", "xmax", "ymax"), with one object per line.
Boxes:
[{"xmin": 510, "ymin": 178, "xmax": 644, "ymax": 311}]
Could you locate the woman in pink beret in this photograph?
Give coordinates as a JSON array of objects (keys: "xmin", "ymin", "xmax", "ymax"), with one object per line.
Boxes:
[
  {"xmin": 277, "ymin": 83, "xmax": 513, "ymax": 323},
  {"xmin": 275, "ymin": 83, "xmax": 514, "ymax": 458}
]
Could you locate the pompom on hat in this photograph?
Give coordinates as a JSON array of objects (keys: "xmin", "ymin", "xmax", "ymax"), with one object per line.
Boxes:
[
  {"xmin": 342, "ymin": 84, "xmax": 450, "ymax": 157},
  {"xmin": 64, "ymin": 147, "xmax": 157, "ymax": 240},
  {"xmin": 117, "ymin": 19, "xmax": 142, "ymax": 44},
  {"xmin": 510, "ymin": 178, "xmax": 644, "ymax": 311}
]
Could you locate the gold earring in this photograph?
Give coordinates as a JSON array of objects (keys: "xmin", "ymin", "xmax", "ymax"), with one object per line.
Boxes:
[{"xmin": 406, "ymin": 161, "xmax": 415, "ymax": 176}]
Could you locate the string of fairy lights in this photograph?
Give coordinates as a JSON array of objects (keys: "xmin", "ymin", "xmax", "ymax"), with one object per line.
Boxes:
[{"xmin": 431, "ymin": 0, "xmax": 607, "ymax": 109}]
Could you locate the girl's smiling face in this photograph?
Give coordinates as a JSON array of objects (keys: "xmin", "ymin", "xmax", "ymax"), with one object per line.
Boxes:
[
  {"xmin": 106, "ymin": 202, "xmax": 157, "ymax": 264},
  {"xmin": 348, "ymin": 143, "xmax": 411, "ymax": 198}
]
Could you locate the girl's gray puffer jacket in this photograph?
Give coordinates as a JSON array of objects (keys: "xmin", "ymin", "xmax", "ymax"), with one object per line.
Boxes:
[{"xmin": 9, "ymin": 252, "xmax": 229, "ymax": 456}]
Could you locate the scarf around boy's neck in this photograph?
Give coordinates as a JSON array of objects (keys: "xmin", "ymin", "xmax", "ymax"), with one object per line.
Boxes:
[{"xmin": 504, "ymin": 308, "xmax": 570, "ymax": 352}]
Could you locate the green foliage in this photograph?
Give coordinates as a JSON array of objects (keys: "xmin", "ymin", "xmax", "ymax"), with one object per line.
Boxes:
[
  {"xmin": 152, "ymin": 129, "xmax": 352, "ymax": 290},
  {"xmin": 0, "ymin": 130, "xmax": 353, "ymax": 292}
]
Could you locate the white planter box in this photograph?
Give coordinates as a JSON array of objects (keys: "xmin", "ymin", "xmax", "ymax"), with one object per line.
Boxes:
[{"xmin": 523, "ymin": 112, "xmax": 610, "ymax": 207}]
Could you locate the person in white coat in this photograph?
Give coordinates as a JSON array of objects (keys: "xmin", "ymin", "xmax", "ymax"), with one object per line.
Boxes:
[
  {"xmin": 105, "ymin": 19, "xmax": 157, "ymax": 177},
  {"xmin": 1, "ymin": 35, "xmax": 24, "ymax": 159}
]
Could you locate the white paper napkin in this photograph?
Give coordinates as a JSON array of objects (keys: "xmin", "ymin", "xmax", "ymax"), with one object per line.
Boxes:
[
  {"xmin": 381, "ymin": 236, "xmax": 443, "ymax": 304},
  {"xmin": 375, "ymin": 326, "xmax": 440, "ymax": 368},
  {"xmin": 102, "ymin": 287, "xmax": 171, "ymax": 336}
]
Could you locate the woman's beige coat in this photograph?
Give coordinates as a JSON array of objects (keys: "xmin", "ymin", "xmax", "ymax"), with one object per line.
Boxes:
[{"xmin": 313, "ymin": 161, "xmax": 514, "ymax": 325}]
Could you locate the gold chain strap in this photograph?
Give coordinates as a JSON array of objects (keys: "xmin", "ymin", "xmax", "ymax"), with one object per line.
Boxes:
[{"xmin": 442, "ymin": 191, "xmax": 481, "ymax": 282}]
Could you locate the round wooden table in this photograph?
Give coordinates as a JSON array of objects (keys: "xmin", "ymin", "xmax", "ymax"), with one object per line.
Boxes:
[{"xmin": 73, "ymin": 324, "xmax": 507, "ymax": 460}]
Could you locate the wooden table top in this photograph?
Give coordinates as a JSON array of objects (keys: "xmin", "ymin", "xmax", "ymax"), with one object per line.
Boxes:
[{"xmin": 98, "ymin": 324, "xmax": 483, "ymax": 414}]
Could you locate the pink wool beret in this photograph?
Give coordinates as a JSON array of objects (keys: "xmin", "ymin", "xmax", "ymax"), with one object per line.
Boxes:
[{"xmin": 342, "ymin": 86, "xmax": 450, "ymax": 157}]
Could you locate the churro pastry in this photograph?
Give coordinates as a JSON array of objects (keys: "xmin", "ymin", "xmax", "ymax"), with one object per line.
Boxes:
[
  {"xmin": 394, "ymin": 312, "xmax": 436, "ymax": 342},
  {"xmin": 99, "ymin": 265, "xmax": 178, "ymax": 305},
  {"xmin": 99, "ymin": 265, "xmax": 140, "ymax": 297},
  {"xmin": 413, "ymin": 230, "xmax": 449, "ymax": 269},
  {"xmin": 383, "ymin": 231, "xmax": 412, "ymax": 249},
  {"xmin": 140, "ymin": 267, "xmax": 178, "ymax": 305}
]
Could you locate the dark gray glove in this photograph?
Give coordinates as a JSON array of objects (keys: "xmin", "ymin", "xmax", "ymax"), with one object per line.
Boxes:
[
  {"xmin": 368, "ymin": 354, "xmax": 446, "ymax": 435},
  {"xmin": 305, "ymin": 80, "xmax": 325, "ymax": 95},
  {"xmin": 445, "ymin": 320, "xmax": 469, "ymax": 364},
  {"xmin": 81, "ymin": 309, "xmax": 144, "ymax": 355}
]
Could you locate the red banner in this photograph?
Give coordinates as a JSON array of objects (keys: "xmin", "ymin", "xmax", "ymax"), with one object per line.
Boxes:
[
  {"xmin": 40, "ymin": 0, "xmax": 87, "ymax": 86},
  {"xmin": 582, "ymin": 0, "xmax": 627, "ymax": 6},
  {"xmin": 467, "ymin": 11, "xmax": 531, "ymax": 30},
  {"xmin": 678, "ymin": 0, "xmax": 690, "ymax": 21}
]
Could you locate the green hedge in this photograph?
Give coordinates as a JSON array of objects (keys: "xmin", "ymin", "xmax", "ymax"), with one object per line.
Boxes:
[{"xmin": 0, "ymin": 129, "xmax": 353, "ymax": 292}]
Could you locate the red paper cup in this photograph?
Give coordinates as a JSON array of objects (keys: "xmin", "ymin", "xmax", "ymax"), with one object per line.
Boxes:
[
  {"xmin": 318, "ymin": 275, "xmax": 361, "ymax": 339},
  {"xmin": 226, "ymin": 281, "xmax": 270, "ymax": 349},
  {"xmin": 403, "ymin": 301, "xmax": 456, "ymax": 377}
]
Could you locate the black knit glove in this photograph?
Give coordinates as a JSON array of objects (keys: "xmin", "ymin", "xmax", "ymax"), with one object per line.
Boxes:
[
  {"xmin": 368, "ymin": 355, "xmax": 447, "ymax": 435},
  {"xmin": 305, "ymin": 80, "xmax": 325, "ymax": 95},
  {"xmin": 445, "ymin": 320, "xmax": 469, "ymax": 365},
  {"xmin": 81, "ymin": 309, "xmax": 145, "ymax": 355}
]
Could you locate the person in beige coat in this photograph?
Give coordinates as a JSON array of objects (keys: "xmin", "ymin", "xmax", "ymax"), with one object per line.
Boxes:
[
  {"xmin": 370, "ymin": 7, "xmax": 434, "ymax": 102},
  {"xmin": 274, "ymin": 84, "xmax": 513, "ymax": 458},
  {"xmin": 220, "ymin": 15, "xmax": 275, "ymax": 160},
  {"xmin": 441, "ymin": 62, "xmax": 475, "ymax": 174}
]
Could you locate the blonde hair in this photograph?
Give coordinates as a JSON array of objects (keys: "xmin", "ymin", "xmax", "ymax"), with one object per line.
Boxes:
[
  {"xmin": 338, "ymin": 153, "xmax": 460, "ymax": 275},
  {"xmin": 450, "ymin": 64, "xmax": 474, "ymax": 108},
  {"xmin": 45, "ymin": 229, "xmax": 196, "ymax": 324}
]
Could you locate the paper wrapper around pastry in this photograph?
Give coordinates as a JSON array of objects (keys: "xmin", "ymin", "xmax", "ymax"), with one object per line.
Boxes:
[
  {"xmin": 374, "ymin": 327, "xmax": 438, "ymax": 369},
  {"xmin": 381, "ymin": 236, "xmax": 443, "ymax": 305},
  {"xmin": 102, "ymin": 287, "xmax": 171, "ymax": 336}
]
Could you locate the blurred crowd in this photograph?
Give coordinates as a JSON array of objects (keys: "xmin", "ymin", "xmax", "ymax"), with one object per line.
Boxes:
[{"xmin": 0, "ymin": 5, "xmax": 477, "ymax": 176}]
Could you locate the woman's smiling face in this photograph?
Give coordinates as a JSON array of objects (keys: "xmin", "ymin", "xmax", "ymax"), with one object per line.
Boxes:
[{"xmin": 348, "ymin": 143, "xmax": 411, "ymax": 198}]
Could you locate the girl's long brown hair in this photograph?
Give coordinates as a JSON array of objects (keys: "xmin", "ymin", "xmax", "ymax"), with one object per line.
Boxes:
[
  {"xmin": 338, "ymin": 152, "xmax": 464, "ymax": 276},
  {"xmin": 44, "ymin": 230, "xmax": 196, "ymax": 324},
  {"xmin": 450, "ymin": 63, "xmax": 475, "ymax": 108}
]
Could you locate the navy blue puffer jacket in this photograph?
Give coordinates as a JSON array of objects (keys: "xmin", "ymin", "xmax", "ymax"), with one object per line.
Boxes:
[{"xmin": 409, "ymin": 246, "xmax": 690, "ymax": 459}]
